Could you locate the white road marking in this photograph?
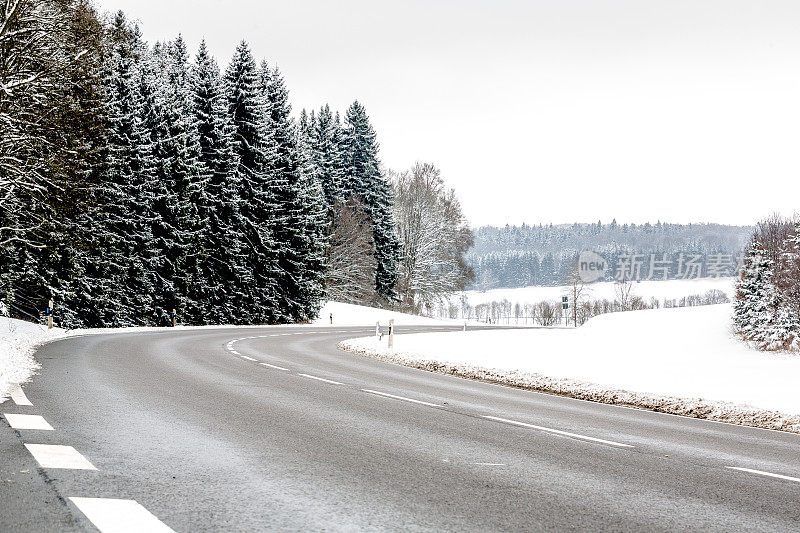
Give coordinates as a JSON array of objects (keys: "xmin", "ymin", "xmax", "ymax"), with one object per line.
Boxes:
[
  {"xmin": 361, "ymin": 389, "xmax": 440, "ymax": 407},
  {"xmin": 240, "ymin": 355, "xmax": 257, "ymax": 361},
  {"xmin": 3, "ymin": 413, "xmax": 53, "ymax": 430},
  {"xmin": 482, "ymin": 415, "xmax": 634, "ymax": 448},
  {"xmin": 9, "ymin": 384, "xmax": 32, "ymax": 406},
  {"xmin": 70, "ymin": 497, "xmax": 174, "ymax": 533},
  {"xmin": 259, "ymin": 362, "xmax": 289, "ymax": 371},
  {"xmin": 299, "ymin": 373, "xmax": 343, "ymax": 385},
  {"xmin": 230, "ymin": 350, "xmax": 241, "ymax": 356},
  {"xmin": 25, "ymin": 444, "xmax": 96, "ymax": 469},
  {"xmin": 727, "ymin": 466, "xmax": 800, "ymax": 484}
]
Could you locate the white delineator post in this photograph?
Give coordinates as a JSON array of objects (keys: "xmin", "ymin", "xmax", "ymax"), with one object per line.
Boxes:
[
  {"xmin": 376, "ymin": 321, "xmax": 380, "ymax": 339},
  {"xmin": 463, "ymin": 321, "xmax": 466, "ymax": 332},
  {"xmin": 47, "ymin": 299, "xmax": 53, "ymax": 330},
  {"xmin": 388, "ymin": 319, "xmax": 394, "ymax": 349},
  {"xmin": 172, "ymin": 309, "xmax": 177, "ymax": 328}
]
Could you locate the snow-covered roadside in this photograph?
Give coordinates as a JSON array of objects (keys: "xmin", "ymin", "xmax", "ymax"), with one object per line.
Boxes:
[
  {"xmin": 0, "ymin": 319, "xmax": 66, "ymax": 402},
  {"xmin": 339, "ymin": 304, "xmax": 800, "ymax": 433}
]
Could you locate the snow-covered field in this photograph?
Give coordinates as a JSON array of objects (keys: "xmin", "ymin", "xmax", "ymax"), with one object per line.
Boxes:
[
  {"xmin": 463, "ymin": 277, "xmax": 735, "ymax": 306},
  {"xmin": 312, "ymin": 301, "xmax": 450, "ymax": 326},
  {"xmin": 341, "ymin": 303, "xmax": 800, "ymax": 431}
]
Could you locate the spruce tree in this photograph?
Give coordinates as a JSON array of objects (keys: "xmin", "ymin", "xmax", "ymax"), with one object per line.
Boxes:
[
  {"xmin": 340, "ymin": 101, "xmax": 400, "ymax": 301},
  {"xmin": 146, "ymin": 36, "xmax": 204, "ymax": 325},
  {"xmin": 261, "ymin": 64, "xmax": 326, "ymax": 321},
  {"xmin": 189, "ymin": 40, "xmax": 250, "ymax": 324},
  {"xmin": 95, "ymin": 12, "xmax": 159, "ymax": 326},
  {"xmin": 734, "ymin": 241, "xmax": 774, "ymax": 345},
  {"xmin": 224, "ymin": 41, "xmax": 280, "ymax": 323}
]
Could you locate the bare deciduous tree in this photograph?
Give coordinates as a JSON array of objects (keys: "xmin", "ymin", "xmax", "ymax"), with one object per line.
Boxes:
[
  {"xmin": 324, "ymin": 198, "xmax": 376, "ymax": 304},
  {"xmin": 391, "ymin": 162, "xmax": 474, "ymax": 314}
]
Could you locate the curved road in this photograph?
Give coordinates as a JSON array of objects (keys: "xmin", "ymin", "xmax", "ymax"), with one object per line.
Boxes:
[{"xmin": 2, "ymin": 325, "xmax": 800, "ymax": 531}]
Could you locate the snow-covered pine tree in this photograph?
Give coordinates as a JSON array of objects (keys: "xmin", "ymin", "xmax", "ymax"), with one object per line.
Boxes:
[
  {"xmin": 733, "ymin": 241, "xmax": 774, "ymax": 346},
  {"xmin": 188, "ymin": 40, "xmax": 250, "ymax": 324},
  {"xmin": 145, "ymin": 36, "xmax": 204, "ymax": 325},
  {"xmin": 260, "ymin": 65, "xmax": 327, "ymax": 321},
  {"xmin": 310, "ymin": 104, "xmax": 346, "ymax": 208},
  {"xmin": 93, "ymin": 12, "xmax": 159, "ymax": 326},
  {"xmin": 224, "ymin": 42, "xmax": 280, "ymax": 323},
  {"xmin": 340, "ymin": 101, "xmax": 400, "ymax": 301}
]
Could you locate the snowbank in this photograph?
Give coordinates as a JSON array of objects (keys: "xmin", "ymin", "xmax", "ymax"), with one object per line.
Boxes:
[
  {"xmin": 0, "ymin": 318, "xmax": 68, "ymax": 402},
  {"xmin": 312, "ymin": 301, "xmax": 451, "ymax": 326},
  {"xmin": 340, "ymin": 304, "xmax": 800, "ymax": 432}
]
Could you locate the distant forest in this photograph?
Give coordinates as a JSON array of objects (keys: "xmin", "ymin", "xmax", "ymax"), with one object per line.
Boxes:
[{"xmin": 468, "ymin": 221, "xmax": 752, "ymax": 289}]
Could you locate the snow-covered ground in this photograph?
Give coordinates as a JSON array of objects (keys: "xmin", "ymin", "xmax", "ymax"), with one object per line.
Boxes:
[
  {"xmin": 341, "ymin": 303, "xmax": 800, "ymax": 431},
  {"xmin": 463, "ymin": 277, "xmax": 735, "ymax": 306},
  {"xmin": 0, "ymin": 319, "xmax": 67, "ymax": 403},
  {"xmin": 312, "ymin": 301, "xmax": 450, "ymax": 326}
]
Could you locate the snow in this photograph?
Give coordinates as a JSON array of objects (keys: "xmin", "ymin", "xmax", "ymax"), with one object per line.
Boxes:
[
  {"xmin": 341, "ymin": 303, "xmax": 800, "ymax": 432},
  {"xmin": 463, "ymin": 277, "xmax": 736, "ymax": 306},
  {"xmin": 312, "ymin": 301, "xmax": 451, "ymax": 326},
  {"xmin": 0, "ymin": 318, "xmax": 66, "ymax": 403}
]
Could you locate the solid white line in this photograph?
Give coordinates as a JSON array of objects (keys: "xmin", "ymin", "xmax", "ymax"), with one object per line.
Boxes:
[
  {"xmin": 240, "ymin": 355, "xmax": 257, "ymax": 361},
  {"xmin": 727, "ymin": 466, "xmax": 800, "ymax": 484},
  {"xmin": 482, "ymin": 415, "xmax": 634, "ymax": 448},
  {"xmin": 361, "ymin": 389, "xmax": 440, "ymax": 407},
  {"xmin": 25, "ymin": 444, "xmax": 96, "ymax": 469},
  {"xmin": 299, "ymin": 373, "xmax": 343, "ymax": 385},
  {"xmin": 259, "ymin": 362, "xmax": 289, "ymax": 371},
  {"xmin": 3, "ymin": 413, "xmax": 53, "ymax": 430},
  {"xmin": 70, "ymin": 497, "xmax": 174, "ymax": 533},
  {"xmin": 9, "ymin": 384, "xmax": 32, "ymax": 406},
  {"xmin": 230, "ymin": 350, "xmax": 241, "ymax": 356}
]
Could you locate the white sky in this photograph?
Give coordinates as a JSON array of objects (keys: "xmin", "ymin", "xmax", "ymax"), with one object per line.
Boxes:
[{"xmin": 94, "ymin": 0, "xmax": 800, "ymax": 227}]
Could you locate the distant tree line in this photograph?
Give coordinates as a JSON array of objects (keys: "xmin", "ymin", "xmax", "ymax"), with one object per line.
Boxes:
[
  {"xmin": 0, "ymin": 2, "xmax": 472, "ymax": 327},
  {"xmin": 469, "ymin": 221, "xmax": 751, "ymax": 289},
  {"xmin": 734, "ymin": 215, "xmax": 800, "ymax": 351},
  {"xmin": 439, "ymin": 289, "xmax": 730, "ymax": 326}
]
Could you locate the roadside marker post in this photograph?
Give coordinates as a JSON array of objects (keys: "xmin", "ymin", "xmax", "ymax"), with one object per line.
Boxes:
[
  {"xmin": 171, "ymin": 309, "xmax": 176, "ymax": 328},
  {"xmin": 376, "ymin": 321, "xmax": 380, "ymax": 339},
  {"xmin": 46, "ymin": 299, "xmax": 53, "ymax": 329},
  {"xmin": 388, "ymin": 319, "xmax": 394, "ymax": 349}
]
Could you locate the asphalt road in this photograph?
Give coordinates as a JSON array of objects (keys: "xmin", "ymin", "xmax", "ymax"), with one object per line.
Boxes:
[{"xmin": 2, "ymin": 324, "xmax": 800, "ymax": 532}]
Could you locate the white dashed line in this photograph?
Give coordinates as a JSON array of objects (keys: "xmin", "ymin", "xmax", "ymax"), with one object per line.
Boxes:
[
  {"xmin": 299, "ymin": 373, "xmax": 343, "ymax": 385},
  {"xmin": 70, "ymin": 497, "xmax": 174, "ymax": 533},
  {"xmin": 9, "ymin": 384, "xmax": 32, "ymax": 406},
  {"xmin": 240, "ymin": 355, "xmax": 257, "ymax": 361},
  {"xmin": 361, "ymin": 389, "xmax": 440, "ymax": 407},
  {"xmin": 25, "ymin": 444, "xmax": 96, "ymax": 470},
  {"xmin": 482, "ymin": 416, "xmax": 634, "ymax": 448},
  {"xmin": 3, "ymin": 413, "xmax": 53, "ymax": 430},
  {"xmin": 727, "ymin": 466, "xmax": 800, "ymax": 484},
  {"xmin": 259, "ymin": 362, "xmax": 289, "ymax": 371}
]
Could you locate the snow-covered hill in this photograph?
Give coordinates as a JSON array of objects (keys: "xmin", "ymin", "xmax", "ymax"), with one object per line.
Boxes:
[
  {"xmin": 341, "ymin": 303, "xmax": 800, "ymax": 430},
  {"xmin": 463, "ymin": 277, "xmax": 735, "ymax": 307}
]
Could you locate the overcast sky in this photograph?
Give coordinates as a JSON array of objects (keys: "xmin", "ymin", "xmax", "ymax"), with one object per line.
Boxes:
[{"xmin": 94, "ymin": 0, "xmax": 800, "ymax": 227}]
